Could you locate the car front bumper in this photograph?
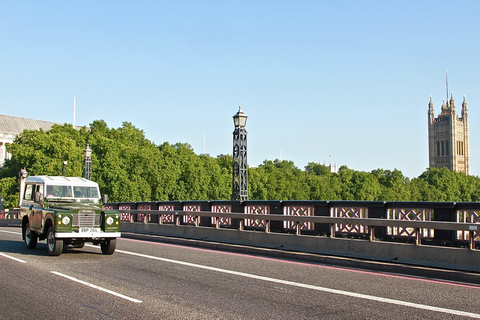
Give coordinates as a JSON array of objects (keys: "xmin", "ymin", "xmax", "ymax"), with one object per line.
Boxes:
[{"xmin": 55, "ymin": 232, "xmax": 121, "ymax": 238}]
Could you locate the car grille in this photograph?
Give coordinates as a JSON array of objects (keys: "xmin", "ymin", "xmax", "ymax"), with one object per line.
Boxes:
[{"xmin": 72, "ymin": 210, "xmax": 101, "ymax": 227}]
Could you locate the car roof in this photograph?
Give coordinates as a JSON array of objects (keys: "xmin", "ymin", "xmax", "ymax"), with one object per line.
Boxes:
[{"xmin": 25, "ymin": 176, "xmax": 99, "ymax": 187}]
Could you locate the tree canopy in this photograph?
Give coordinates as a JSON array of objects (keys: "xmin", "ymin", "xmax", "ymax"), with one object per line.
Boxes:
[{"xmin": 1, "ymin": 120, "xmax": 479, "ymax": 208}]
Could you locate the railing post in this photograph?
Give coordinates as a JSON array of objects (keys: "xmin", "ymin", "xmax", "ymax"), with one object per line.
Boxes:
[
  {"xmin": 194, "ymin": 215, "xmax": 199, "ymax": 227},
  {"xmin": 368, "ymin": 225, "xmax": 375, "ymax": 242},
  {"xmin": 314, "ymin": 201, "xmax": 330, "ymax": 236},
  {"xmin": 200, "ymin": 202, "xmax": 210, "ymax": 227},
  {"xmin": 368, "ymin": 202, "xmax": 386, "ymax": 240},
  {"xmin": 269, "ymin": 202, "xmax": 282, "ymax": 233},
  {"xmin": 470, "ymin": 231, "xmax": 475, "ymax": 250},
  {"xmin": 434, "ymin": 203, "xmax": 456, "ymax": 245},
  {"xmin": 230, "ymin": 201, "xmax": 244, "ymax": 230}
]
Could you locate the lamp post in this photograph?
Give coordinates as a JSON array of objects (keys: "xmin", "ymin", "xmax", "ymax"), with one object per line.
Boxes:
[
  {"xmin": 83, "ymin": 144, "xmax": 92, "ymax": 180},
  {"xmin": 232, "ymin": 106, "xmax": 248, "ymax": 201},
  {"xmin": 62, "ymin": 161, "xmax": 67, "ymax": 177}
]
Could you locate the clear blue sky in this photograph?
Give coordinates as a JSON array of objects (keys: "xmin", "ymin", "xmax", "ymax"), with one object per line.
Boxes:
[{"xmin": 1, "ymin": 1, "xmax": 480, "ymax": 178}]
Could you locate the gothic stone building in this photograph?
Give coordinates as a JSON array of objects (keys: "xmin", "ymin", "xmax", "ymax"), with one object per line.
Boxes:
[{"xmin": 428, "ymin": 93, "xmax": 470, "ymax": 174}]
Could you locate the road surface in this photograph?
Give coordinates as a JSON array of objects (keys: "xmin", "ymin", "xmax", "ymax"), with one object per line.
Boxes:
[{"xmin": 1, "ymin": 226, "xmax": 480, "ymax": 319}]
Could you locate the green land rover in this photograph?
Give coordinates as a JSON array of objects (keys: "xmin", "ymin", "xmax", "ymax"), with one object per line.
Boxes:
[{"xmin": 19, "ymin": 174, "xmax": 121, "ymax": 256}]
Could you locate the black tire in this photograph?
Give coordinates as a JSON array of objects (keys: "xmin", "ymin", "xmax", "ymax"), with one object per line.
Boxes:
[
  {"xmin": 46, "ymin": 226, "xmax": 63, "ymax": 256},
  {"xmin": 24, "ymin": 222, "xmax": 37, "ymax": 249},
  {"xmin": 101, "ymin": 238, "xmax": 116, "ymax": 255}
]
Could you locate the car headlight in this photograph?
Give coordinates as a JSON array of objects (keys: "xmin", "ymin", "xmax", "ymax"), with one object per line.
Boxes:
[
  {"xmin": 106, "ymin": 216, "xmax": 114, "ymax": 225},
  {"xmin": 62, "ymin": 216, "xmax": 71, "ymax": 225}
]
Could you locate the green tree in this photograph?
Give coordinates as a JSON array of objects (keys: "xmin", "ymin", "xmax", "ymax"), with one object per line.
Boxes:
[
  {"xmin": 0, "ymin": 177, "xmax": 19, "ymax": 208},
  {"xmin": 3, "ymin": 118, "xmax": 480, "ymax": 205},
  {"xmin": 371, "ymin": 169, "xmax": 411, "ymax": 201},
  {"xmin": 304, "ymin": 162, "xmax": 341, "ymax": 200},
  {"xmin": 250, "ymin": 160, "xmax": 308, "ymax": 200}
]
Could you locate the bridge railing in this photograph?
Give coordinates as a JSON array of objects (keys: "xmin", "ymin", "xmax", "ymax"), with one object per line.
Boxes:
[
  {"xmin": 105, "ymin": 200, "xmax": 480, "ymax": 250},
  {"xmin": 0, "ymin": 208, "xmax": 20, "ymax": 219}
]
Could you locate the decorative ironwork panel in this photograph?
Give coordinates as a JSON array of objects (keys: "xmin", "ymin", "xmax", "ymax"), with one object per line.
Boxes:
[
  {"xmin": 119, "ymin": 205, "xmax": 131, "ymax": 221},
  {"xmin": 211, "ymin": 205, "xmax": 232, "ymax": 226},
  {"xmin": 244, "ymin": 205, "xmax": 269, "ymax": 228},
  {"xmin": 232, "ymin": 127, "xmax": 248, "ymax": 201},
  {"xmin": 457, "ymin": 210, "xmax": 480, "ymax": 241},
  {"xmin": 387, "ymin": 208, "xmax": 434, "ymax": 238},
  {"xmin": 332, "ymin": 207, "xmax": 367, "ymax": 233},
  {"xmin": 159, "ymin": 205, "xmax": 175, "ymax": 224},
  {"xmin": 137, "ymin": 204, "xmax": 151, "ymax": 222},
  {"xmin": 103, "ymin": 205, "xmax": 113, "ymax": 211},
  {"xmin": 283, "ymin": 206, "xmax": 314, "ymax": 230},
  {"xmin": 183, "ymin": 204, "xmax": 201, "ymax": 224}
]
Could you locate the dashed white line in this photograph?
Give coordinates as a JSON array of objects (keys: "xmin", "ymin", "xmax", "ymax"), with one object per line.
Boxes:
[
  {"xmin": 0, "ymin": 252, "xmax": 26, "ymax": 263},
  {"xmin": 51, "ymin": 271, "xmax": 142, "ymax": 303},
  {"xmin": 0, "ymin": 229, "xmax": 21, "ymax": 235},
  {"xmin": 116, "ymin": 248, "xmax": 480, "ymax": 319}
]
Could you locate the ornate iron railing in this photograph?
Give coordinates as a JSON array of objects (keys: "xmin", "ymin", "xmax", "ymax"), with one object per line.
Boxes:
[{"xmin": 102, "ymin": 200, "xmax": 480, "ymax": 250}]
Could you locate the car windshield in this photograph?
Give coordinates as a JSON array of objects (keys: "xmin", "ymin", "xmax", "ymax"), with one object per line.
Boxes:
[
  {"xmin": 46, "ymin": 185, "xmax": 100, "ymax": 199},
  {"xmin": 46, "ymin": 185, "xmax": 72, "ymax": 198},
  {"xmin": 73, "ymin": 186, "xmax": 100, "ymax": 199}
]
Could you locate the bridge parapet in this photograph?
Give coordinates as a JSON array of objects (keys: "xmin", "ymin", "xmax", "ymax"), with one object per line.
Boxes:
[{"xmin": 105, "ymin": 200, "xmax": 480, "ymax": 249}]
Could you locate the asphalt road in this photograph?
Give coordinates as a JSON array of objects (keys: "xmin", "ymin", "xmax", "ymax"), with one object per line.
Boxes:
[{"xmin": 1, "ymin": 226, "xmax": 480, "ymax": 320}]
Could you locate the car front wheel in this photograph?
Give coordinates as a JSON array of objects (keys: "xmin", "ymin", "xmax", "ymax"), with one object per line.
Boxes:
[
  {"xmin": 101, "ymin": 238, "xmax": 116, "ymax": 255},
  {"xmin": 24, "ymin": 222, "xmax": 37, "ymax": 249},
  {"xmin": 46, "ymin": 226, "xmax": 63, "ymax": 256}
]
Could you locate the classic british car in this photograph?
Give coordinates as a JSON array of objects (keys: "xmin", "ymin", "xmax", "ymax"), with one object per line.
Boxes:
[{"xmin": 19, "ymin": 174, "xmax": 120, "ymax": 256}]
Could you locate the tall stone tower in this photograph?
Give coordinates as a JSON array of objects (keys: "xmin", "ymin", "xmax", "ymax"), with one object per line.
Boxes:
[{"xmin": 428, "ymin": 93, "xmax": 470, "ymax": 174}]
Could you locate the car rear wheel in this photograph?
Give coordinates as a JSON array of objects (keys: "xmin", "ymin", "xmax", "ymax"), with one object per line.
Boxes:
[
  {"xmin": 46, "ymin": 226, "xmax": 63, "ymax": 256},
  {"xmin": 24, "ymin": 222, "xmax": 37, "ymax": 249},
  {"xmin": 101, "ymin": 238, "xmax": 116, "ymax": 255}
]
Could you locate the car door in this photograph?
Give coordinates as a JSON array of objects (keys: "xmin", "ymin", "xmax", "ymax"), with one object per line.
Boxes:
[{"xmin": 30, "ymin": 184, "xmax": 44, "ymax": 231}]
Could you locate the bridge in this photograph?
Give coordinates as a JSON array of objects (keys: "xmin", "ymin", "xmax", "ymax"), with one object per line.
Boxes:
[
  {"xmin": 2, "ymin": 200, "xmax": 480, "ymax": 272},
  {"xmin": 2, "ymin": 200, "xmax": 480, "ymax": 318},
  {"xmin": 102, "ymin": 200, "xmax": 480, "ymax": 273},
  {"xmin": 1, "ymin": 224, "xmax": 480, "ymax": 319}
]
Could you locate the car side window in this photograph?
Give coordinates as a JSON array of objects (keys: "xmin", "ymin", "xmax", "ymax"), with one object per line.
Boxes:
[
  {"xmin": 35, "ymin": 184, "xmax": 44, "ymax": 195},
  {"xmin": 24, "ymin": 184, "xmax": 33, "ymax": 200}
]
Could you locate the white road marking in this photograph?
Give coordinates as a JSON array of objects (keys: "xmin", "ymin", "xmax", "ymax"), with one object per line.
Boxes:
[
  {"xmin": 51, "ymin": 271, "xmax": 142, "ymax": 303},
  {"xmin": 0, "ymin": 252, "xmax": 27, "ymax": 263},
  {"xmin": 116, "ymin": 248, "xmax": 480, "ymax": 319},
  {"xmin": 0, "ymin": 229, "xmax": 21, "ymax": 235}
]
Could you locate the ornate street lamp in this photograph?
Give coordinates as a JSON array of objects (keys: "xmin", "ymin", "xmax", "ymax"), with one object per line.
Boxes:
[
  {"xmin": 83, "ymin": 144, "xmax": 92, "ymax": 180},
  {"xmin": 62, "ymin": 161, "xmax": 67, "ymax": 177},
  {"xmin": 232, "ymin": 106, "xmax": 248, "ymax": 201}
]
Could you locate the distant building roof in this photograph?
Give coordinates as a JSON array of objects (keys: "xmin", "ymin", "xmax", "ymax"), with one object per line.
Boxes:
[{"xmin": 0, "ymin": 114, "xmax": 57, "ymax": 135}]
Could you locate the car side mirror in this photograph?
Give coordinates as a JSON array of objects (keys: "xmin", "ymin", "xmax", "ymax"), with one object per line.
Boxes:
[{"xmin": 34, "ymin": 191, "xmax": 44, "ymax": 205}]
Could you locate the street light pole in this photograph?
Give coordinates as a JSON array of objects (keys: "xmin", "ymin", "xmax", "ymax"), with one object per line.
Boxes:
[
  {"xmin": 232, "ymin": 106, "xmax": 248, "ymax": 201},
  {"xmin": 83, "ymin": 144, "xmax": 92, "ymax": 180},
  {"xmin": 62, "ymin": 161, "xmax": 67, "ymax": 177}
]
